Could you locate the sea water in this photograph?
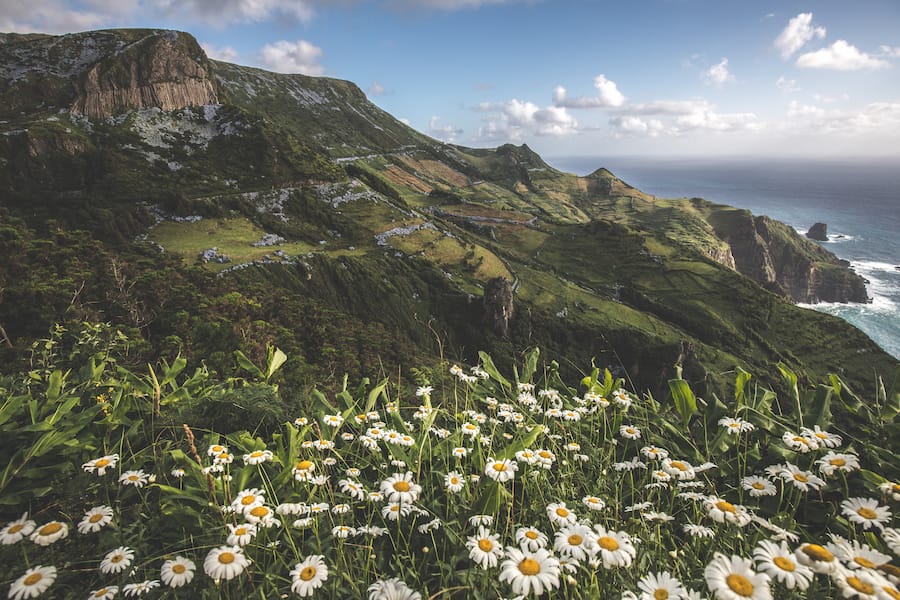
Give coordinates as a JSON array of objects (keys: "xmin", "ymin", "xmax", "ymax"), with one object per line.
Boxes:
[{"xmin": 549, "ymin": 156, "xmax": 900, "ymax": 359}]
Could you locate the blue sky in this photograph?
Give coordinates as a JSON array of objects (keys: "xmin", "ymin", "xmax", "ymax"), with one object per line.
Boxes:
[{"xmin": 4, "ymin": 0, "xmax": 900, "ymax": 158}]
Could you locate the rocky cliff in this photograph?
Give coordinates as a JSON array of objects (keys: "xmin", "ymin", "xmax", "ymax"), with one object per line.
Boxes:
[
  {"xmin": 707, "ymin": 208, "xmax": 868, "ymax": 303},
  {"xmin": 70, "ymin": 30, "xmax": 218, "ymax": 118}
]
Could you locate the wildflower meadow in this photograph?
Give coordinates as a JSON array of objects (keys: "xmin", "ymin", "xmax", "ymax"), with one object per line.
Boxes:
[{"xmin": 1, "ymin": 324, "xmax": 898, "ymax": 599}]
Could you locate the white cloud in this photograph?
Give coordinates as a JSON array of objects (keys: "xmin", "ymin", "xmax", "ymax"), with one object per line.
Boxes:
[
  {"xmin": 702, "ymin": 58, "xmax": 734, "ymax": 85},
  {"xmin": 151, "ymin": 0, "xmax": 316, "ymax": 26},
  {"xmin": 428, "ymin": 116, "xmax": 463, "ymax": 142},
  {"xmin": 390, "ymin": 0, "xmax": 532, "ymax": 10},
  {"xmin": 476, "ymin": 99, "xmax": 578, "ymax": 140},
  {"xmin": 775, "ymin": 12, "xmax": 826, "ymax": 59},
  {"xmin": 796, "ymin": 40, "xmax": 889, "ymax": 71},
  {"xmin": 784, "ymin": 100, "xmax": 900, "ymax": 135},
  {"xmin": 368, "ymin": 81, "xmax": 386, "ymax": 96},
  {"xmin": 775, "ymin": 75, "xmax": 799, "ymax": 93},
  {"xmin": 607, "ymin": 99, "xmax": 761, "ymax": 137},
  {"xmin": 879, "ymin": 45, "xmax": 900, "ymax": 58},
  {"xmin": 258, "ymin": 40, "xmax": 325, "ymax": 75},
  {"xmin": 201, "ymin": 42, "xmax": 238, "ymax": 62},
  {"xmin": 608, "ymin": 116, "xmax": 665, "ymax": 137},
  {"xmin": 553, "ymin": 74, "xmax": 625, "ymax": 108},
  {"xmin": 0, "ymin": 0, "xmax": 111, "ymax": 33}
]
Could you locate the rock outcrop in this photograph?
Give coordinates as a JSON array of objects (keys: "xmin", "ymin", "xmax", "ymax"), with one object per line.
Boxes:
[
  {"xmin": 70, "ymin": 30, "xmax": 218, "ymax": 118},
  {"xmin": 709, "ymin": 210, "xmax": 868, "ymax": 304},
  {"xmin": 483, "ymin": 277, "xmax": 515, "ymax": 338},
  {"xmin": 806, "ymin": 222, "xmax": 828, "ymax": 241}
]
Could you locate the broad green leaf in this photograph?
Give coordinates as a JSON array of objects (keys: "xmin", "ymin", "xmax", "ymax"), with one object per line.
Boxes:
[
  {"xmin": 520, "ymin": 347, "xmax": 540, "ymax": 385},
  {"xmin": 265, "ymin": 347, "xmax": 287, "ymax": 382},
  {"xmin": 477, "ymin": 351, "xmax": 511, "ymax": 390},
  {"xmin": 234, "ymin": 350, "xmax": 263, "ymax": 379},
  {"xmin": 668, "ymin": 379, "xmax": 697, "ymax": 429},
  {"xmin": 495, "ymin": 425, "xmax": 544, "ymax": 461},
  {"xmin": 734, "ymin": 367, "xmax": 752, "ymax": 407}
]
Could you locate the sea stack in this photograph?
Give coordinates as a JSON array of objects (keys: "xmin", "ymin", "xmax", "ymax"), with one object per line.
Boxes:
[{"xmin": 806, "ymin": 222, "xmax": 828, "ymax": 241}]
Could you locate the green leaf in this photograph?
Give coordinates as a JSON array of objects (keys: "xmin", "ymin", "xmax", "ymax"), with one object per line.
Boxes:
[
  {"xmin": 477, "ymin": 351, "xmax": 511, "ymax": 390},
  {"xmin": 520, "ymin": 347, "xmax": 540, "ymax": 385},
  {"xmin": 734, "ymin": 367, "xmax": 752, "ymax": 407},
  {"xmin": 234, "ymin": 350, "xmax": 264, "ymax": 379},
  {"xmin": 365, "ymin": 379, "xmax": 389, "ymax": 414},
  {"xmin": 668, "ymin": 379, "xmax": 697, "ymax": 429},
  {"xmin": 265, "ymin": 347, "xmax": 287, "ymax": 382},
  {"xmin": 161, "ymin": 355, "xmax": 187, "ymax": 387},
  {"xmin": 495, "ymin": 425, "xmax": 544, "ymax": 461}
]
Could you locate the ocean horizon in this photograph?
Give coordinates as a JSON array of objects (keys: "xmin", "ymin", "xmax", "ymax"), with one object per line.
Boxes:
[{"xmin": 547, "ymin": 156, "xmax": 900, "ymax": 360}]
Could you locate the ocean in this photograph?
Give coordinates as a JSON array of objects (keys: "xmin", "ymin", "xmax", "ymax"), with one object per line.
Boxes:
[{"xmin": 548, "ymin": 156, "xmax": 900, "ymax": 360}]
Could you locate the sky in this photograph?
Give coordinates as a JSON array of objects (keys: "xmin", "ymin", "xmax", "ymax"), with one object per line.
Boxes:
[{"xmin": 3, "ymin": 0, "xmax": 900, "ymax": 159}]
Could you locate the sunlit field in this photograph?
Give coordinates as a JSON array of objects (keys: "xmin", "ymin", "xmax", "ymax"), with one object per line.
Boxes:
[{"xmin": 1, "ymin": 324, "xmax": 898, "ymax": 599}]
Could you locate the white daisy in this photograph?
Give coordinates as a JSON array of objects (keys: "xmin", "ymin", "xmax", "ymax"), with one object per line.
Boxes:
[
  {"xmin": 704, "ymin": 552, "xmax": 772, "ymax": 600},
  {"xmin": 242, "ymin": 449, "xmax": 273, "ymax": 465},
  {"xmin": 87, "ymin": 585, "xmax": 118, "ymax": 599},
  {"xmin": 367, "ymin": 578, "xmax": 421, "ymax": 600},
  {"xmin": 641, "ymin": 446, "xmax": 670, "ymax": 460},
  {"xmin": 637, "ymin": 571, "xmax": 686, "ymax": 600},
  {"xmin": 100, "ymin": 546, "xmax": 134, "ymax": 575},
  {"xmin": 203, "ymin": 546, "xmax": 250, "ymax": 581},
  {"xmin": 82, "ymin": 454, "xmax": 119, "ymax": 476},
  {"xmin": 380, "ymin": 472, "xmax": 422, "ymax": 504},
  {"xmin": 29, "ymin": 521, "xmax": 68, "ymax": 546},
  {"xmin": 445, "ymin": 471, "xmax": 465, "ymax": 493},
  {"xmin": 122, "ymin": 580, "xmax": 159, "ymax": 597},
  {"xmin": 77, "ymin": 505, "xmax": 114, "ymax": 534},
  {"xmin": 291, "ymin": 555, "xmax": 328, "ymax": 597},
  {"xmin": 719, "ymin": 416, "xmax": 754, "ymax": 434},
  {"xmin": 466, "ymin": 526, "xmax": 504, "ymax": 569},
  {"xmin": 833, "ymin": 570, "xmax": 881, "ymax": 599},
  {"xmin": 591, "ymin": 526, "xmax": 637, "ymax": 569},
  {"xmin": 582, "ymin": 496, "xmax": 606, "ymax": 511},
  {"xmin": 484, "ymin": 458, "xmax": 518, "ymax": 483},
  {"xmin": 782, "ymin": 431, "xmax": 818, "ymax": 453},
  {"xmin": 553, "ymin": 523, "xmax": 596, "ymax": 561},
  {"xmin": 8, "ymin": 565, "xmax": 56, "ymax": 600},
  {"xmin": 883, "ymin": 527, "xmax": 900, "ymax": 555},
  {"xmin": 753, "ymin": 540, "xmax": 813, "ymax": 590},
  {"xmin": 662, "ymin": 458, "xmax": 696, "ymax": 480},
  {"xmin": 827, "ymin": 536, "xmax": 891, "ymax": 570},
  {"xmin": 801, "ymin": 425, "xmax": 842, "ymax": 448},
  {"xmin": 515, "ymin": 527, "xmax": 549, "ymax": 552},
  {"xmin": 841, "ymin": 497, "xmax": 892, "ymax": 530},
  {"xmin": 118, "ymin": 470, "xmax": 150, "ymax": 487},
  {"xmin": 741, "ymin": 476, "xmax": 777, "ymax": 497},
  {"xmin": 796, "ymin": 543, "xmax": 838, "ymax": 574},
  {"xmin": 546, "ymin": 502, "xmax": 577, "ymax": 526},
  {"xmin": 779, "ymin": 463, "xmax": 825, "ymax": 492},
  {"xmin": 619, "ymin": 424, "xmax": 642, "ymax": 440},
  {"xmin": 817, "ymin": 452, "xmax": 860, "ymax": 476},
  {"xmin": 705, "ymin": 497, "xmax": 752, "ymax": 527},
  {"xmin": 0, "ymin": 513, "xmax": 36, "ymax": 545},
  {"xmin": 499, "ymin": 547, "xmax": 561, "ymax": 597},
  {"xmin": 226, "ymin": 523, "xmax": 257, "ymax": 546},
  {"xmin": 160, "ymin": 555, "xmax": 195, "ymax": 588}
]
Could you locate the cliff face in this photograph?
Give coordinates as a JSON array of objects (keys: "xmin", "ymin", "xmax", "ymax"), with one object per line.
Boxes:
[
  {"xmin": 708, "ymin": 209, "xmax": 868, "ymax": 303},
  {"xmin": 70, "ymin": 31, "xmax": 218, "ymax": 118}
]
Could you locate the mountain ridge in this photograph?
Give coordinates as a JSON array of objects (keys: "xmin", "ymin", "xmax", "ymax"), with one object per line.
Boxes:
[{"xmin": 0, "ymin": 27, "xmax": 892, "ymax": 397}]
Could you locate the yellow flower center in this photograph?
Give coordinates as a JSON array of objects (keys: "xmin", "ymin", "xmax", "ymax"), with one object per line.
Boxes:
[
  {"xmin": 854, "ymin": 557, "xmax": 878, "ymax": 569},
  {"xmin": 450, "ymin": 477, "xmax": 459, "ymax": 485},
  {"xmin": 493, "ymin": 462, "xmax": 508, "ymax": 472},
  {"xmin": 773, "ymin": 556, "xmax": 796, "ymax": 572},
  {"xmin": 625, "ymin": 428, "xmax": 635, "ymax": 434},
  {"xmin": 538, "ymin": 451, "xmax": 552, "ymax": 459},
  {"xmin": 830, "ymin": 458, "xmax": 846, "ymax": 467},
  {"xmin": 802, "ymin": 544, "xmax": 834, "ymax": 562},
  {"xmin": 393, "ymin": 481, "xmax": 411, "ymax": 492},
  {"xmin": 567, "ymin": 534, "xmax": 583, "ymax": 546},
  {"xmin": 847, "ymin": 577, "xmax": 874, "ymax": 595},
  {"xmin": 881, "ymin": 564, "xmax": 900, "ymax": 578},
  {"xmin": 478, "ymin": 538, "xmax": 494, "ymax": 552},
  {"xmin": 669, "ymin": 461, "xmax": 688, "ymax": 471},
  {"xmin": 235, "ymin": 527, "xmax": 247, "ymax": 536},
  {"xmin": 518, "ymin": 558, "xmax": 540, "ymax": 576},
  {"xmin": 879, "ymin": 585, "xmax": 900, "ymax": 600},
  {"xmin": 857, "ymin": 507, "xmax": 878, "ymax": 520},
  {"xmin": 598, "ymin": 536, "xmax": 619, "ymax": 551},
  {"xmin": 814, "ymin": 432, "xmax": 828, "ymax": 439},
  {"xmin": 555, "ymin": 507, "xmax": 569, "ymax": 518},
  {"xmin": 217, "ymin": 453, "xmax": 229, "ymax": 460},
  {"xmin": 296, "ymin": 460, "xmax": 313, "ymax": 471},
  {"xmin": 38, "ymin": 522, "xmax": 62, "ymax": 536},
  {"xmin": 23, "ymin": 573, "xmax": 43, "ymax": 586},
  {"xmin": 390, "ymin": 505, "xmax": 400, "ymax": 512},
  {"xmin": 95, "ymin": 458, "xmax": 110, "ymax": 468},
  {"xmin": 172, "ymin": 564, "xmax": 186, "ymax": 574},
  {"xmin": 725, "ymin": 574, "xmax": 754, "ymax": 597},
  {"xmin": 211, "ymin": 445, "xmax": 223, "ymax": 453},
  {"xmin": 525, "ymin": 531, "xmax": 539, "ymax": 540},
  {"xmin": 893, "ymin": 483, "xmax": 900, "ymax": 493},
  {"xmin": 793, "ymin": 473, "xmax": 809, "ymax": 483},
  {"xmin": 300, "ymin": 566, "xmax": 317, "ymax": 581},
  {"xmin": 111, "ymin": 554, "xmax": 123, "ymax": 563},
  {"xmin": 89, "ymin": 513, "xmax": 104, "ymax": 523},
  {"xmin": 240, "ymin": 495, "xmax": 257, "ymax": 506},
  {"xmin": 250, "ymin": 451, "xmax": 263, "ymax": 458},
  {"xmin": 715, "ymin": 501, "xmax": 736, "ymax": 513},
  {"xmin": 792, "ymin": 436, "xmax": 809, "ymax": 445},
  {"xmin": 93, "ymin": 589, "xmax": 108, "ymax": 597},
  {"xmin": 654, "ymin": 590, "xmax": 669, "ymax": 600},
  {"xmin": 752, "ymin": 482, "xmax": 765, "ymax": 490},
  {"xmin": 249, "ymin": 506, "xmax": 269, "ymax": 518},
  {"xmin": 218, "ymin": 551, "xmax": 235, "ymax": 564},
  {"xmin": 8, "ymin": 524, "xmax": 23, "ymax": 534}
]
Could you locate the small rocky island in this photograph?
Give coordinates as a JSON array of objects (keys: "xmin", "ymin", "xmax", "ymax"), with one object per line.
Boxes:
[{"xmin": 805, "ymin": 222, "xmax": 829, "ymax": 241}]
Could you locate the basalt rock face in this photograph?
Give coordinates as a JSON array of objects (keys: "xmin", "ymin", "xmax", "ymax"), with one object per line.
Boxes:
[
  {"xmin": 70, "ymin": 31, "xmax": 218, "ymax": 118},
  {"xmin": 709, "ymin": 210, "xmax": 868, "ymax": 304},
  {"xmin": 806, "ymin": 222, "xmax": 828, "ymax": 241},
  {"xmin": 483, "ymin": 277, "xmax": 515, "ymax": 338}
]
